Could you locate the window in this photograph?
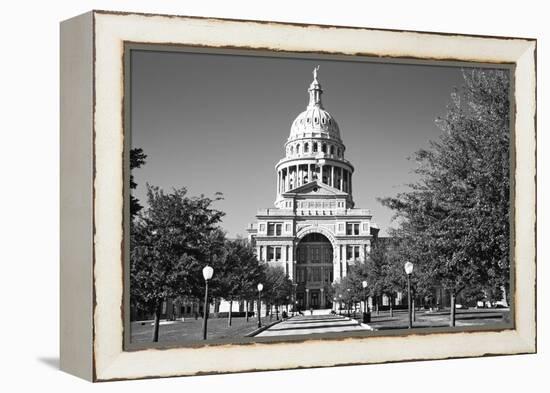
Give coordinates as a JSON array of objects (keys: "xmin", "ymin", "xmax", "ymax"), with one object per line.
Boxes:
[
  {"xmin": 267, "ymin": 246, "xmax": 282, "ymax": 261},
  {"xmin": 330, "ymin": 145, "xmax": 335, "ymax": 154},
  {"xmin": 267, "ymin": 223, "xmax": 282, "ymax": 236},
  {"xmin": 304, "ymin": 142, "xmax": 309, "ymax": 152},
  {"xmin": 296, "ymin": 144, "xmax": 300, "ymax": 154},
  {"xmin": 290, "ymin": 146, "xmax": 294, "ymax": 155},
  {"xmin": 346, "ymin": 222, "xmax": 360, "ymax": 235},
  {"xmin": 312, "ymin": 267, "xmax": 322, "ymax": 282},
  {"xmin": 313, "ymin": 143, "xmax": 318, "ymax": 152},
  {"xmin": 322, "ymin": 143, "xmax": 327, "ymax": 153},
  {"xmin": 346, "ymin": 245, "xmax": 360, "ymax": 261},
  {"xmin": 285, "ymin": 223, "xmax": 291, "ymax": 232},
  {"xmin": 337, "ymin": 148, "xmax": 341, "ymax": 157}
]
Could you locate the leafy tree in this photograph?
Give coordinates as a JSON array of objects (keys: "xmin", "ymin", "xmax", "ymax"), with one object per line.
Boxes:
[
  {"xmin": 211, "ymin": 237, "xmax": 265, "ymax": 326},
  {"xmin": 381, "ymin": 69, "xmax": 510, "ymax": 326},
  {"xmin": 130, "ymin": 185, "xmax": 224, "ymax": 341},
  {"xmin": 130, "ymin": 148, "xmax": 147, "ymax": 218},
  {"xmin": 263, "ymin": 266, "xmax": 293, "ymax": 318}
]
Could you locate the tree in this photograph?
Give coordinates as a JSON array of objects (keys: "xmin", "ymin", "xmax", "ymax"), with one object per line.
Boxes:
[
  {"xmin": 381, "ymin": 69, "xmax": 510, "ymax": 326},
  {"xmin": 263, "ymin": 266, "xmax": 293, "ymax": 319},
  {"xmin": 130, "ymin": 185, "xmax": 225, "ymax": 341},
  {"xmin": 130, "ymin": 148, "xmax": 147, "ymax": 218},
  {"xmin": 211, "ymin": 237, "xmax": 265, "ymax": 326}
]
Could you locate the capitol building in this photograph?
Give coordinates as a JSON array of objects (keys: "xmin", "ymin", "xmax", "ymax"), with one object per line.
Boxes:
[{"xmin": 247, "ymin": 67, "xmax": 379, "ymax": 310}]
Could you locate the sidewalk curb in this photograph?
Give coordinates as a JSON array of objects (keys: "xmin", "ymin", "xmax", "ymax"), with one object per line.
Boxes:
[{"xmin": 245, "ymin": 319, "xmax": 284, "ymax": 337}]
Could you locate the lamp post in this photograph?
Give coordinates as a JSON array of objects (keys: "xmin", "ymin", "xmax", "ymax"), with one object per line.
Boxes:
[
  {"xmin": 404, "ymin": 261, "xmax": 414, "ymax": 329},
  {"xmin": 338, "ymin": 294, "xmax": 342, "ymax": 315},
  {"xmin": 362, "ymin": 280, "xmax": 371, "ymax": 323},
  {"xmin": 257, "ymin": 283, "xmax": 263, "ymax": 328},
  {"xmin": 202, "ymin": 265, "xmax": 214, "ymax": 340}
]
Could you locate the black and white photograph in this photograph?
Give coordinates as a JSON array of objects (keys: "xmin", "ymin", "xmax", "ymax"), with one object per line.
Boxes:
[{"xmin": 127, "ymin": 48, "xmax": 513, "ymax": 345}]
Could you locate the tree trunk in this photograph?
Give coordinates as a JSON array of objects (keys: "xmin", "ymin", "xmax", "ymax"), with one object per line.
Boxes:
[
  {"xmin": 450, "ymin": 292, "xmax": 456, "ymax": 327},
  {"xmin": 214, "ymin": 298, "xmax": 220, "ymax": 313},
  {"xmin": 245, "ymin": 300, "xmax": 249, "ymax": 322},
  {"xmin": 228, "ymin": 300, "xmax": 233, "ymax": 327},
  {"xmin": 376, "ymin": 295, "xmax": 379, "ymax": 316},
  {"xmin": 152, "ymin": 301, "xmax": 162, "ymax": 342},
  {"xmin": 412, "ymin": 297, "xmax": 416, "ymax": 322},
  {"xmin": 389, "ymin": 295, "xmax": 394, "ymax": 317}
]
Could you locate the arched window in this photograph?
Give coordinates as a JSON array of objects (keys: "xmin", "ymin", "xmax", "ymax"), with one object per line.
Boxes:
[
  {"xmin": 290, "ymin": 146, "xmax": 294, "ymax": 155},
  {"xmin": 315, "ymin": 117, "xmax": 319, "ymax": 124},
  {"xmin": 322, "ymin": 143, "xmax": 327, "ymax": 153},
  {"xmin": 313, "ymin": 143, "xmax": 318, "ymax": 153},
  {"xmin": 304, "ymin": 142, "xmax": 309, "ymax": 152},
  {"xmin": 337, "ymin": 148, "xmax": 341, "ymax": 157},
  {"xmin": 296, "ymin": 144, "xmax": 300, "ymax": 154},
  {"xmin": 330, "ymin": 145, "xmax": 335, "ymax": 155}
]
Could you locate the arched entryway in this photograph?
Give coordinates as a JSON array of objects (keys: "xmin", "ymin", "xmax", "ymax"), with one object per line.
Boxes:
[{"xmin": 295, "ymin": 233, "xmax": 334, "ymax": 310}]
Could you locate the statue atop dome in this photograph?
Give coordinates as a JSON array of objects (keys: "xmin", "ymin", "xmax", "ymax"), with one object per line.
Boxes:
[{"xmin": 313, "ymin": 65, "xmax": 320, "ymax": 82}]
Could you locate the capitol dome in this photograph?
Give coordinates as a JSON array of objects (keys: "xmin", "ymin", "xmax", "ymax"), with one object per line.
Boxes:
[
  {"xmin": 288, "ymin": 67, "xmax": 341, "ymax": 142},
  {"xmin": 290, "ymin": 106, "xmax": 341, "ymax": 141}
]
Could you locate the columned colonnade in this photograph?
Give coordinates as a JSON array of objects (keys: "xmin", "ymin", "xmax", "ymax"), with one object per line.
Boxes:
[{"xmin": 277, "ymin": 162, "xmax": 352, "ymax": 194}]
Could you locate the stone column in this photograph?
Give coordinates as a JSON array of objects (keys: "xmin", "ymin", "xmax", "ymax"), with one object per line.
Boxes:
[
  {"xmin": 339, "ymin": 168, "xmax": 344, "ymax": 191},
  {"xmin": 277, "ymin": 171, "xmax": 280, "ymax": 195},
  {"xmin": 342, "ymin": 244, "xmax": 348, "ymax": 277},
  {"xmin": 306, "ymin": 288, "xmax": 310, "ymax": 309},
  {"xmin": 331, "ymin": 166, "xmax": 335, "ymax": 187},
  {"xmin": 349, "ymin": 171, "xmax": 352, "ymax": 195},
  {"xmin": 288, "ymin": 245, "xmax": 294, "ymax": 281},
  {"xmin": 319, "ymin": 164, "xmax": 324, "ymax": 184},
  {"xmin": 308, "ymin": 164, "xmax": 312, "ymax": 184},
  {"xmin": 333, "ymin": 245, "xmax": 340, "ymax": 282}
]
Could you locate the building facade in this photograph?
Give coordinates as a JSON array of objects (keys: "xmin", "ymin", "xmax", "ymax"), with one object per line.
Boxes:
[{"xmin": 247, "ymin": 67, "xmax": 379, "ymax": 310}]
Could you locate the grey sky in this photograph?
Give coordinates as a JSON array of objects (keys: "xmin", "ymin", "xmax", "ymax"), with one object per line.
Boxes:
[{"xmin": 131, "ymin": 49, "xmax": 475, "ymax": 237}]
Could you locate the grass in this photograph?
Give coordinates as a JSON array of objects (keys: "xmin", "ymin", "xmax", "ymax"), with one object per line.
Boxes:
[
  {"xmin": 130, "ymin": 314, "xmax": 280, "ymax": 344},
  {"xmin": 353, "ymin": 308, "xmax": 510, "ymax": 330}
]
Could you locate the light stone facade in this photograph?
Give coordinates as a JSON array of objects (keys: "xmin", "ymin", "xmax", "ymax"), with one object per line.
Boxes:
[{"xmin": 247, "ymin": 67, "xmax": 379, "ymax": 310}]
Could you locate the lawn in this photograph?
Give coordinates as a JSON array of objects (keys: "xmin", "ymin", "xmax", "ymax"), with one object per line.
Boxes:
[
  {"xmin": 130, "ymin": 315, "xmax": 279, "ymax": 344},
  {"xmin": 351, "ymin": 308, "xmax": 510, "ymax": 330}
]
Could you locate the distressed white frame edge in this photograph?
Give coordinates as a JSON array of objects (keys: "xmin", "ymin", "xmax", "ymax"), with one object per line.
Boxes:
[{"xmin": 86, "ymin": 11, "xmax": 535, "ymax": 381}]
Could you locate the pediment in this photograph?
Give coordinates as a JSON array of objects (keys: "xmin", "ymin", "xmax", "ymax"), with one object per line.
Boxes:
[{"xmin": 283, "ymin": 181, "xmax": 347, "ymax": 197}]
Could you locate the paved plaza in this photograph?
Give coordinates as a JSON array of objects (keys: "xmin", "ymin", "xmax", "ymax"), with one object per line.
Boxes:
[{"xmin": 256, "ymin": 313, "xmax": 372, "ymax": 337}]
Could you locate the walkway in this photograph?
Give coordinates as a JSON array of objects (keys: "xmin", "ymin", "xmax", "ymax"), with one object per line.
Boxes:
[{"xmin": 256, "ymin": 313, "xmax": 372, "ymax": 337}]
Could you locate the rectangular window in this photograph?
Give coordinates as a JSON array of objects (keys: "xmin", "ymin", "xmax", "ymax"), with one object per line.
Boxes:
[
  {"xmin": 285, "ymin": 223, "xmax": 291, "ymax": 232},
  {"xmin": 313, "ymin": 267, "xmax": 321, "ymax": 282},
  {"xmin": 267, "ymin": 246, "xmax": 282, "ymax": 261},
  {"xmin": 346, "ymin": 222, "xmax": 360, "ymax": 235},
  {"xmin": 346, "ymin": 245, "xmax": 360, "ymax": 261},
  {"xmin": 267, "ymin": 223, "xmax": 282, "ymax": 236}
]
